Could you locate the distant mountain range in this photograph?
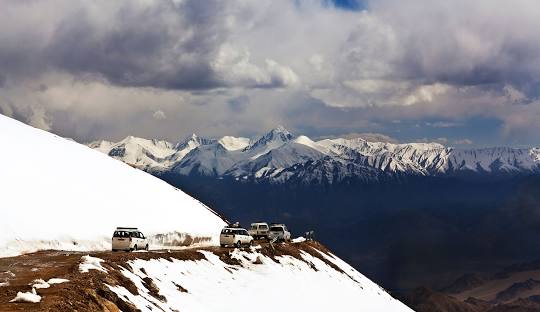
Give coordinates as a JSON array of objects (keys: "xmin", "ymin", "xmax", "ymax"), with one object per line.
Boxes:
[{"xmin": 89, "ymin": 126, "xmax": 540, "ymax": 183}]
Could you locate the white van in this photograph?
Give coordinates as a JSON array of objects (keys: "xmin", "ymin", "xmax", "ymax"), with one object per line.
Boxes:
[
  {"xmin": 248, "ymin": 222, "xmax": 269, "ymax": 240},
  {"xmin": 268, "ymin": 224, "xmax": 291, "ymax": 242},
  {"xmin": 220, "ymin": 227, "xmax": 254, "ymax": 248},
  {"xmin": 112, "ymin": 227, "xmax": 149, "ymax": 252}
]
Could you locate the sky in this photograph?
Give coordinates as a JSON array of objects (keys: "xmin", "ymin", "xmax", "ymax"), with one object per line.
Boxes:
[{"xmin": 1, "ymin": 0, "xmax": 540, "ymax": 147}]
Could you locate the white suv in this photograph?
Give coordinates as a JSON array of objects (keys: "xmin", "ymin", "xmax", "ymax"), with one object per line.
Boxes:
[
  {"xmin": 268, "ymin": 224, "xmax": 291, "ymax": 242},
  {"xmin": 248, "ymin": 222, "xmax": 269, "ymax": 240},
  {"xmin": 220, "ymin": 227, "xmax": 254, "ymax": 248},
  {"xmin": 112, "ymin": 227, "xmax": 149, "ymax": 252}
]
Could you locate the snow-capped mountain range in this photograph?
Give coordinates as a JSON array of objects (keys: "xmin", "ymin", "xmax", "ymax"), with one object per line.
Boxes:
[{"xmin": 89, "ymin": 126, "xmax": 540, "ymax": 184}]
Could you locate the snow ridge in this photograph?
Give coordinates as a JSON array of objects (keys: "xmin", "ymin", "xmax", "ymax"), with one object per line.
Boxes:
[{"xmin": 89, "ymin": 127, "xmax": 540, "ymax": 184}]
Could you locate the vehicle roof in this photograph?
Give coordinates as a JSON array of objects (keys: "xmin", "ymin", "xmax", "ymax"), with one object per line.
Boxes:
[
  {"xmin": 251, "ymin": 222, "xmax": 268, "ymax": 225},
  {"xmin": 222, "ymin": 227, "xmax": 247, "ymax": 231},
  {"xmin": 115, "ymin": 227, "xmax": 139, "ymax": 232}
]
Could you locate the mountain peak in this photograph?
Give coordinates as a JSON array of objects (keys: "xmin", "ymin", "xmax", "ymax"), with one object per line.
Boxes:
[
  {"xmin": 176, "ymin": 133, "xmax": 199, "ymax": 148},
  {"xmin": 270, "ymin": 125, "xmax": 291, "ymax": 135},
  {"xmin": 265, "ymin": 125, "xmax": 294, "ymax": 141},
  {"xmin": 245, "ymin": 126, "xmax": 295, "ymax": 152},
  {"xmin": 176, "ymin": 133, "xmax": 216, "ymax": 150}
]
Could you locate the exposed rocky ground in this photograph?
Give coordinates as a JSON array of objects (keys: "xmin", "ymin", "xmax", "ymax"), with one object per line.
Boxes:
[
  {"xmin": 0, "ymin": 241, "xmax": 411, "ymax": 312},
  {"xmin": 404, "ymin": 260, "xmax": 540, "ymax": 312}
]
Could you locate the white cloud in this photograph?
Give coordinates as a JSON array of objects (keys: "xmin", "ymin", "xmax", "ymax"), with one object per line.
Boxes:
[
  {"xmin": 416, "ymin": 137, "xmax": 448, "ymax": 145},
  {"xmin": 28, "ymin": 106, "xmax": 52, "ymax": 131},
  {"xmin": 152, "ymin": 110, "xmax": 167, "ymax": 120},
  {"xmin": 454, "ymin": 139, "xmax": 473, "ymax": 145}
]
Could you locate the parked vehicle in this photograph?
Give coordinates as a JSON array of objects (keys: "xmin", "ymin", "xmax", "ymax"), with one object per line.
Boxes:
[
  {"xmin": 112, "ymin": 227, "xmax": 149, "ymax": 252},
  {"xmin": 268, "ymin": 224, "xmax": 291, "ymax": 242},
  {"xmin": 248, "ymin": 222, "xmax": 269, "ymax": 240},
  {"xmin": 220, "ymin": 227, "xmax": 254, "ymax": 248}
]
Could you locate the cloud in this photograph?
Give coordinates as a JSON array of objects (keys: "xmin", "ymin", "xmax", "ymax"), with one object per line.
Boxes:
[
  {"xmin": 211, "ymin": 44, "xmax": 299, "ymax": 88},
  {"xmin": 227, "ymin": 96, "xmax": 250, "ymax": 113},
  {"xmin": 425, "ymin": 121, "xmax": 461, "ymax": 128},
  {"xmin": 454, "ymin": 139, "xmax": 473, "ymax": 145},
  {"xmin": 152, "ymin": 110, "xmax": 167, "ymax": 120},
  {"xmin": 0, "ymin": 0, "xmax": 302, "ymax": 91},
  {"xmin": 28, "ymin": 106, "xmax": 52, "ymax": 131},
  {"xmin": 415, "ymin": 137, "xmax": 448, "ymax": 145},
  {"xmin": 1, "ymin": 0, "xmax": 540, "ymax": 145}
]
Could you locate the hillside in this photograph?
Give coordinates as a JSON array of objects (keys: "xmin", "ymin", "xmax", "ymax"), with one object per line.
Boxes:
[
  {"xmin": 0, "ymin": 114, "xmax": 226, "ymax": 257},
  {"xmin": 0, "ymin": 241, "xmax": 413, "ymax": 312}
]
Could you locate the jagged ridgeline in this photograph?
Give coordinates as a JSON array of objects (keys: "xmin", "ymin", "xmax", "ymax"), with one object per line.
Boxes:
[{"xmin": 89, "ymin": 126, "xmax": 540, "ymax": 182}]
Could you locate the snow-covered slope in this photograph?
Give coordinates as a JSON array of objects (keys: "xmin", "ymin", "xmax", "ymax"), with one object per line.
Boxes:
[
  {"xmin": 218, "ymin": 135, "xmax": 250, "ymax": 151},
  {"xmin": 0, "ymin": 114, "xmax": 226, "ymax": 257},
  {"xmin": 89, "ymin": 126, "xmax": 540, "ymax": 184},
  {"xmin": 101, "ymin": 242, "xmax": 413, "ymax": 312}
]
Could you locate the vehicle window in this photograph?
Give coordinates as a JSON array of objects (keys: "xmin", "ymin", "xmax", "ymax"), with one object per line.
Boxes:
[
  {"xmin": 114, "ymin": 231, "xmax": 131, "ymax": 238},
  {"xmin": 251, "ymin": 225, "xmax": 257, "ymax": 230},
  {"xmin": 242, "ymin": 230, "xmax": 248, "ymax": 235},
  {"xmin": 140, "ymin": 233, "xmax": 145, "ymax": 239},
  {"xmin": 270, "ymin": 226, "xmax": 284, "ymax": 232}
]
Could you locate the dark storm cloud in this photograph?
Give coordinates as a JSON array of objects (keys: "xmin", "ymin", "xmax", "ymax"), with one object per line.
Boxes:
[
  {"xmin": 0, "ymin": 0, "xmax": 298, "ymax": 90},
  {"xmin": 46, "ymin": 8, "xmax": 210, "ymax": 89},
  {"xmin": 10, "ymin": 1, "xmax": 223, "ymax": 89}
]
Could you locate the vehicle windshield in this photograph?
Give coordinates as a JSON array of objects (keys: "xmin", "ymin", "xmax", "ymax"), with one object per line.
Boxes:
[
  {"xmin": 251, "ymin": 225, "xmax": 257, "ymax": 230},
  {"xmin": 270, "ymin": 226, "xmax": 284, "ymax": 232},
  {"xmin": 113, "ymin": 231, "xmax": 130, "ymax": 238}
]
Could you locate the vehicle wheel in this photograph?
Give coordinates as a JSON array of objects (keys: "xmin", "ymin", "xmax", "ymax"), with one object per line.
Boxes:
[
  {"xmin": 145, "ymin": 244, "xmax": 149, "ymax": 251},
  {"xmin": 235, "ymin": 241, "xmax": 241, "ymax": 248},
  {"xmin": 220, "ymin": 244, "xmax": 225, "ymax": 248},
  {"xmin": 249, "ymin": 240, "xmax": 254, "ymax": 246},
  {"xmin": 134, "ymin": 245, "xmax": 138, "ymax": 251}
]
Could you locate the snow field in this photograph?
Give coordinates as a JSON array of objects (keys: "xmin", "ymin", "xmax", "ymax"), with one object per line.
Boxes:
[
  {"xmin": 0, "ymin": 115, "xmax": 226, "ymax": 257},
  {"xmin": 106, "ymin": 247, "xmax": 413, "ymax": 312}
]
